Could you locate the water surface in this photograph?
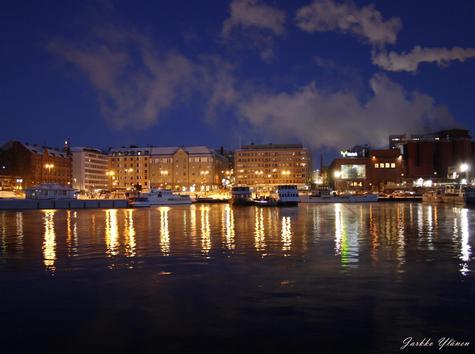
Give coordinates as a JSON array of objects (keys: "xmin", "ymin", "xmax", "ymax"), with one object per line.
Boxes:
[{"xmin": 1, "ymin": 203, "xmax": 474, "ymax": 353}]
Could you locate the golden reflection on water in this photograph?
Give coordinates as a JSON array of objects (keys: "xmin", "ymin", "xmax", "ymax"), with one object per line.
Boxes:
[
  {"xmin": 105, "ymin": 209, "xmax": 119, "ymax": 256},
  {"xmin": 1, "ymin": 212, "xmax": 5, "ymax": 254},
  {"xmin": 223, "ymin": 205, "xmax": 235, "ymax": 250},
  {"xmin": 396, "ymin": 205, "xmax": 406, "ymax": 271},
  {"xmin": 334, "ymin": 204, "xmax": 342, "ymax": 256},
  {"xmin": 42, "ymin": 210, "xmax": 56, "ymax": 271},
  {"xmin": 200, "ymin": 206, "xmax": 211, "ymax": 255},
  {"xmin": 281, "ymin": 216, "xmax": 292, "ymax": 253},
  {"xmin": 254, "ymin": 208, "xmax": 265, "ymax": 252},
  {"xmin": 159, "ymin": 207, "xmax": 170, "ymax": 256},
  {"xmin": 369, "ymin": 204, "xmax": 379, "ymax": 265},
  {"xmin": 16, "ymin": 212, "xmax": 23, "ymax": 252},
  {"xmin": 459, "ymin": 208, "xmax": 471, "ymax": 276},
  {"xmin": 124, "ymin": 209, "xmax": 136, "ymax": 257}
]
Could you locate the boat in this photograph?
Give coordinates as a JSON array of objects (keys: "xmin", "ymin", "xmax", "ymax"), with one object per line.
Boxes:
[
  {"xmin": 253, "ymin": 196, "xmax": 278, "ymax": 207},
  {"xmin": 144, "ymin": 189, "xmax": 192, "ymax": 205},
  {"xmin": 422, "ymin": 185, "xmax": 464, "ymax": 205},
  {"xmin": 300, "ymin": 187, "xmax": 378, "ymax": 203},
  {"xmin": 231, "ymin": 186, "xmax": 254, "ymax": 206},
  {"xmin": 25, "ymin": 183, "xmax": 77, "ymax": 200},
  {"xmin": 276, "ymin": 185, "xmax": 299, "ymax": 206},
  {"xmin": 464, "ymin": 187, "xmax": 475, "ymax": 204},
  {"xmin": 128, "ymin": 196, "xmax": 151, "ymax": 208}
]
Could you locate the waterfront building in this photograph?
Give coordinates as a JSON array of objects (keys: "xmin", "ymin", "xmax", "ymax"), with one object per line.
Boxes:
[
  {"xmin": 389, "ymin": 129, "xmax": 475, "ymax": 179},
  {"xmin": 71, "ymin": 147, "xmax": 109, "ymax": 192},
  {"xmin": 330, "ymin": 149, "xmax": 402, "ymax": 192},
  {"xmin": 234, "ymin": 143, "xmax": 311, "ymax": 190},
  {"xmin": 0, "ymin": 140, "xmax": 72, "ymax": 188},
  {"xmin": 108, "ymin": 146, "xmax": 151, "ymax": 191},
  {"xmin": 149, "ymin": 146, "xmax": 228, "ymax": 191},
  {"xmin": 108, "ymin": 145, "xmax": 228, "ymax": 192}
]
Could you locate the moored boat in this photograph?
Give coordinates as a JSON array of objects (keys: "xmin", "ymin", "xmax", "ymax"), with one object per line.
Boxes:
[
  {"xmin": 145, "ymin": 189, "xmax": 192, "ymax": 205},
  {"xmin": 128, "ymin": 196, "xmax": 151, "ymax": 208},
  {"xmin": 231, "ymin": 186, "xmax": 254, "ymax": 206},
  {"xmin": 276, "ymin": 185, "xmax": 299, "ymax": 206},
  {"xmin": 464, "ymin": 187, "xmax": 475, "ymax": 204},
  {"xmin": 300, "ymin": 187, "xmax": 378, "ymax": 203}
]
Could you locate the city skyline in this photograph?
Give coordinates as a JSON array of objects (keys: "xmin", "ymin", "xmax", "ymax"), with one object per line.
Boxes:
[{"xmin": 2, "ymin": 0, "xmax": 475, "ymax": 161}]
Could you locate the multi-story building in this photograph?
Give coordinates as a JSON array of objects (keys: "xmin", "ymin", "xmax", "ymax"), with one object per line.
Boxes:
[
  {"xmin": 108, "ymin": 145, "xmax": 228, "ymax": 192},
  {"xmin": 149, "ymin": 146, "xmax": 228, "ymax": 191},
  {"xmin": 329, "ymin": 149, "xmax": 403, "ymax": 192},
  {"xmin": 71, "ymin": 147, "xmax": 109, "ymax": 192},
  {"xmin": 0, "ymin": 140, "xmax": 72, "ymax": 188},
  {"xmin": 389, "ymin": 129, "xmax": 475, "ymax": 179},
  {"xmin": 108, "ymin": 146, "xmax": 151, "ymax": 191},
  {"xmin": 234, "ymin": 143, "xmax": 311, "ymax": 190}
]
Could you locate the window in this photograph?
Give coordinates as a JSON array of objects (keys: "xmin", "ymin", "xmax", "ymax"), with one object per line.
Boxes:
[
  {"xmin": 385, "ymin": 163, "xmax": 390, "ymax": 168},
  {"xmin": 391, "ymin": 163, "xmax": 396, "ymax": 168},
  {"xmin": 375, "ymin": 163, "xmax": 379, "ymax": 168}
]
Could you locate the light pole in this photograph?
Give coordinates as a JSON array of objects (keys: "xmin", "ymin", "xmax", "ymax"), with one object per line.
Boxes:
[
  {"xmin": 106, "ymin": 171, "xmax": 115, "ymax": 191},
  {"xmin": 44, "ymin": 163, "xmax": 54, "ymax": 183},
  {"xmin": 460, "ymin": 163, "xmax": 470, "ymax": 185}
]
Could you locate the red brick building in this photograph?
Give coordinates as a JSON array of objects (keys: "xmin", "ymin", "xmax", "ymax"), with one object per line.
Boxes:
[
  {"xmin": 330, "ymin": 149, "xmax": 403, "ymax": 192},
  {"xmin": 0, "ymin": 141, "xmax": 72, "ymax": 189},
  {"xmin": 390, "ymin": 129, "xmax": 475, "ymax": 179}
]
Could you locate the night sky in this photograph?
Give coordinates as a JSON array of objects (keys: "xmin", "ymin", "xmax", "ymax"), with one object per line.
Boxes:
[{"xmin": 1, "ymin": 0, "xmax": 475, "ymax": 163}]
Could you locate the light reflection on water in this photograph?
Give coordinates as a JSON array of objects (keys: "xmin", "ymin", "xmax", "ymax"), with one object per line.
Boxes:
[
  {"xmin": 1, "ymin": 203, "xmax": 475, "ymax": 353},
  {"xmin": 0, "ymin": 203, "xmax": 472, "ymax": 276},
  {"xmin": 42, "ymin": 210, "xmax": 56, "ymax": 271}
]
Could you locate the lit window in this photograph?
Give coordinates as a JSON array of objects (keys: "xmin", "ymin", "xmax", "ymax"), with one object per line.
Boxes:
[
  {"xmin": 385, "ymin": 163, "xmax": 390, "ymax": 168},
  {"xmin": 391, "ymin": 163, "xmax": 396, "ymax": 168},
  {"xmin": 374, "ymin": 163, "xmax": 379, "ymax": 168}
]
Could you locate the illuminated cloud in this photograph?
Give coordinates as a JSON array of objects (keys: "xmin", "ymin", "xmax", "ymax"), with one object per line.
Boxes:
[
  {"xmin": 222, "ymin": 0, "xmax": 286, "ymax": 61},
  {"xmin": 49, "ymin": 28, "xmax": 194, "ymax": 129},
  {"xmin": 295, "ymin": 0, "xmax": 401, "ymax": 46},
  {"xmin": 372, "ymin": 46, "xmax": 475, "ymax": 72},
  {"xmin": 222, "ymin": 0, "xmax": 286, "ymax": 37},
  {"xmin": 236, "ymin": 74, "xmax": 456, "ymax": 149}
]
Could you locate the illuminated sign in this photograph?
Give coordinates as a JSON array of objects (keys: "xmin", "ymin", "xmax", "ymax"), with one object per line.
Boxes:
[
  {"xmin": 340, "ymin": 150, "xmax": 358, "ymax": 157},
  {"xmin": 341, "ymin": 164, "xmax": 366, "ymax": 179}
]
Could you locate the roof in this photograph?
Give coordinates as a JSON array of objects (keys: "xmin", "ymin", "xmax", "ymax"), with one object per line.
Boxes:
[
  {"xmin": 0, "ymin": 141, "xmax": 69, "ymax": 158},
  {"xmin": 240, "ymin": 143, "xmax": 304, "ymax": 150},
  {"xmin": 151, "ymin": 146, "xmax": 215, "ymax": 156}
]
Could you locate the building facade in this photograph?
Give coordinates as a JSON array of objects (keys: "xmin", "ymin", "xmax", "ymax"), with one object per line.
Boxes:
[
  {"xmin": 234, "ymin": 143, "xmax": 311, "ymax": 189},
  {"xmin": 149, "ymin": 146, "xmax": 228, "ymax": 191},
  {"xmin": 108, "ymin": 146, "xmax": 151, "ymax": 191},
  {"xmin": 108, "ymin": 146, "xmax": 228, "ymax": 192},
  {"xmin": 71, "ymin": 147, "xmax": 109, "ymax": 192},
  {"xmin": 330, "ymin": 149, "xmax": 403, "ymax": 192},
  {"xmin": 0, "ymin": 141, "xmax": 72, "ymax": 188},
  {"xmin": 390, "ymin": 129, "xmax": 475, "ymax": 180}
]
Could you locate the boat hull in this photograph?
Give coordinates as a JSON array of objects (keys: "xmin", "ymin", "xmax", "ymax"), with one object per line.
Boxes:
[{"xmin": 300, "ymin": 195, "xmax": 378, "ymax": 203}]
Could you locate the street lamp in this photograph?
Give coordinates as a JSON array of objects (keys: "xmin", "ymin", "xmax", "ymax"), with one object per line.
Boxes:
[
  {"xmin": 44, "ymin": 163, "xmax": 54, "ymax": 183},
  {"xmin": 334, "ymin": 171, "xmax": 341, "ymax": 178},
  {"xmin": 460, "ymin": 163, "xmax": 470, "ymax": 173}
]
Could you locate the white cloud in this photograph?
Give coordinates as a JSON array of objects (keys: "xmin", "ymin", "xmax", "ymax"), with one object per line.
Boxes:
[
  {"xmin": 295, "ymin": 0, "xmax": 401, "ymax": 46},
  {"xmin": 236, "ymin": 74, "xmax": 456, "ymax": 149},
  {"xmin": 222, "ymin": 0, "xmax": 286, "ymax": 37},
  {"xmin": 49, "ymin": 28, "xmax": 194, "ymax": 129},
  {"xmin": 372, "ymin": 46, "xmax": 475, "ymax": 72}
]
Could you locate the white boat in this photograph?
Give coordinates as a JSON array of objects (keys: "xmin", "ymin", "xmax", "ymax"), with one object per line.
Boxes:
[
  {"xmin": 301, "ymin": 188, "xmax": 378, "ymax": 203},
  {"xmin": 143, "ymin": 189, "xmax": 192, "ymax": 205},
  {"xmin": 423, "ymin": 185, "xmax": 465, "ymax": 205},
  {"xmin": 128, "ymin": 196, "xmax": 151, "ymax": 208},
  {"xmin": 276, "ymin": 185, "xmax": 299, "ymax": 206},
  {"xmin": 25, "ymin": 183, "xmax": 77, "ymax": 200}
]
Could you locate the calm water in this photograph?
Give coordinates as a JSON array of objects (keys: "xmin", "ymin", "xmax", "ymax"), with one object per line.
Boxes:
[{"xmin": 1, "ymin": 203, "xmax": 474, "ymax": 353}]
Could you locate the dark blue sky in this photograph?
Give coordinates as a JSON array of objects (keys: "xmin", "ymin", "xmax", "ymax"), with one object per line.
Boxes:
[{"xmin": 1, "ymin": 0, "xmax": 474, "ymax": 164}]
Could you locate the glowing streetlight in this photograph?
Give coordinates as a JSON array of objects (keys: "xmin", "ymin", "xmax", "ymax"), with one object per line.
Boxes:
[
  {"xmin": 334, "ymin": 171, "xmax": 341, "ymax": 178},
  {"xmin": 460, "ymin": 163, "xmax": 470, "ymax": 173}
]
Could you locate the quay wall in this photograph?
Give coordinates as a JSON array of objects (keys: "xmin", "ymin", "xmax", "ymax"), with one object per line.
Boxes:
[{"xmin": 0, "ymin": 199, "xmax": 128, "ymax": 210}]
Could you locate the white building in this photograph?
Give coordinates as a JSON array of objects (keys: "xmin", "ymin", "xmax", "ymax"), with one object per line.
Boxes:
[{"xmin": 71, "ymin": 147, "xmax": 109, "ymax": 192}]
